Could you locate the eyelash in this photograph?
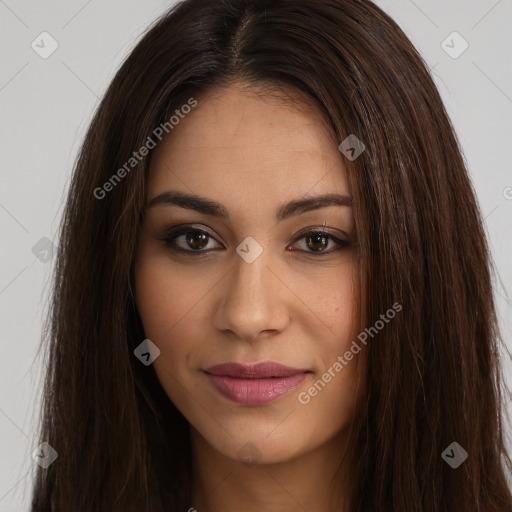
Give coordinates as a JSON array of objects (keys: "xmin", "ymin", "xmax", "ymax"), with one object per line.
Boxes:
[{"xmin": 156, "ymin": 224, "xmax": 351, "ymax": 257}]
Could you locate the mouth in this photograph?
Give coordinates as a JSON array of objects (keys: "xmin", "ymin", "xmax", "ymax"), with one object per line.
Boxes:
[{"xmin": 203, "ymin": 361, "xmax": 312, "ymax": 405}]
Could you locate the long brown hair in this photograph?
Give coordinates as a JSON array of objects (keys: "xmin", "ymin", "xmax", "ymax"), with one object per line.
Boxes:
[{"xmin": 29, "ymin": 0, "xmax": 512, "ymax": 510}]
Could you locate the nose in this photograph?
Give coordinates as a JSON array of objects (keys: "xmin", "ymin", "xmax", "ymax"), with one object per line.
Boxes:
[{"xmin": 212, "ymin": 245, "xmax": 290, "ymax": 342}]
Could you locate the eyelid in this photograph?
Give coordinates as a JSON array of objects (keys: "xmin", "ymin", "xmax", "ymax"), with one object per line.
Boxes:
[
  {"xmin": 156, "ymin": 223, "xmax": 224, "ymax": 250},
  {"xmin": 293, "ymin": 224, "xmax": 349, "ymax": 240}
]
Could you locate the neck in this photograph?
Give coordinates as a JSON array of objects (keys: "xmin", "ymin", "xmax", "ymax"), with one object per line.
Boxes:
[{"xmin": 189, "ymin": 427, "xmax": 351, "ymax": 512}]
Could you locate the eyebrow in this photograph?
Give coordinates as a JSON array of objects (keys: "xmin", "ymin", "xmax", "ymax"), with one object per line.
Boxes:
[{"xmin": 147, "ymin": 190, "xmax": 352, "ymax": 222}]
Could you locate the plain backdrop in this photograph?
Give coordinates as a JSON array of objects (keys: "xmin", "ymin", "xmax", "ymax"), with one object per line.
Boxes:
[{"xmin": 0, "ymin": 0, "xmax": 511, "ymax": 509}]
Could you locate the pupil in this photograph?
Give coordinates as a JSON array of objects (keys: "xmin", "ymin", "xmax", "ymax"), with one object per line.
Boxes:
[
  {"xmin": 307, "ymin": 233, "xmax": 327, "ymax": 252},
  {"xmin": 186, "ymin": 232, "xmax": 208, "ymax": 250}
]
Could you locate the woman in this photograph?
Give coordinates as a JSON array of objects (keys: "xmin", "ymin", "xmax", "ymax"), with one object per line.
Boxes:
[{"xmin": 30, "ymin": 0, "xmax": 512, "ymax": 510}]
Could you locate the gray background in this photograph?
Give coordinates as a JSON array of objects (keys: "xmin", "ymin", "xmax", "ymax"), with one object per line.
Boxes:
[{"xmin": 0, "ymin": 0, "xmax": 511, "ymax": 509}]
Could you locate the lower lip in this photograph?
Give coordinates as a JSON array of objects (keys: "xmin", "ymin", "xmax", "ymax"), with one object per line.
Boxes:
[{"xmin": 205, "ymin": 372, "xmax": 309, "ymax": 405}]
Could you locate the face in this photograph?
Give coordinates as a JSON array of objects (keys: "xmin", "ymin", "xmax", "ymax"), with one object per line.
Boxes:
[{"xmin": 134, "ymin": 82, "xmax": 362, "ymax": 466}]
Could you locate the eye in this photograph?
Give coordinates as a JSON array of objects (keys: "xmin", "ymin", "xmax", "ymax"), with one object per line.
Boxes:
[
  {"xmin": 157, "ymin": 224, "xmax": 222, "ymax": 254},
  {"xmin": 288, "ymin": 229, "xmax": 350, "ymax": 256},
  {"xmin": 157, "ymin": 224, "xmax": 352, "ymax": 257}
]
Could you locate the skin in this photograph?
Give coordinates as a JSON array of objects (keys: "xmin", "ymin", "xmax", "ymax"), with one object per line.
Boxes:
[{"xmin": 134, "ymin": 82, "xmax": 363, "ymax": 512}]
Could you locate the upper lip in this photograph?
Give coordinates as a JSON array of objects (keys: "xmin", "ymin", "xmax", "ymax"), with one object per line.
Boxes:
[{"xmin": 204, "ymin": 361, "xmax": 310, "ymax": 379}]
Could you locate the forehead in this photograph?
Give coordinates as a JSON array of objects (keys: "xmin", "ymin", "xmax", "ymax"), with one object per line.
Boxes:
[{"xmin": 147, "ymin": 83, "xmax": 349, "ymax": 203}]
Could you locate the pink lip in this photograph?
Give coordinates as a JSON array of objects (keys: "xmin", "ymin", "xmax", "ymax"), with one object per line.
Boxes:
[{"xmin": 203, "ymin": 361, "xmax": 311, "ymax": 405}]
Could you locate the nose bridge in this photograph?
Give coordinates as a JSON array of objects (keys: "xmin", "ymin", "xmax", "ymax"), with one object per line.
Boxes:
[
  {"xmin": 229, "ymin": 239, "xmax": 274, "ymax": 310},
  {"xmin": 233, "ymin": 245, "xmax": 269, "ymax": 299},
  {"xmin": 213, "ymin": 238, "xmax": 289, "ymax": 338}
]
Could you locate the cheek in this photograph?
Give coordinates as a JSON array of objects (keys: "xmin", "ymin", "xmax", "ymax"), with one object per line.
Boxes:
[
  {"xmin": 299, "ymin": 261, "xmax": 362, "ymax": 404},
  {"xmin": 302, "ymin": 258, "xmax": 360, "ymax": 344},
  {"xmin": 134, "ymin": 259, "xmax": 196, "ymax": 394},
  {"xmin": 135, "ymin": 263, "xmax": 172, "ymax": 338},
  {"xmin": 134, "ymin": 255, "xmax": 217, "ymax": 384},
  {"xmin": 135, "ymin": 256, "xmax": 204, "ymax": 340},
  {"xmin": 318, "ymin": 283, "xmax": 359, "ymax": 335},
  {"xmin": 134, "ymin": 260, "xmax": 192, "ymax": 391}
]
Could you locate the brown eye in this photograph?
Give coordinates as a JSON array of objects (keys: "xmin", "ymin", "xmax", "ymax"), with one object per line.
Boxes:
[
  {"xmin": 290, "ymin": 229, "xmax": 350, "ymax": 256},
  {"xmin": 305, "ymin": 232, "xmax": 329, "ymax": 252},
  {"xmin": 158, "ymin": 225, "xmax": 222, "ymax": 254},
  {"xmin": 184, "ymin": 231, "xmax": 209, "ymax": 251},
  {"xmin": 158, "ymin": 225, "xmax": 350, "ymax": 257}
]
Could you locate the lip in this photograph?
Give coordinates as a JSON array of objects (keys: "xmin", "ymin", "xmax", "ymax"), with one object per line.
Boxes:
[{"xmin": 203, "ymin": 361, "xmax": 311, "ymax": 405}]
